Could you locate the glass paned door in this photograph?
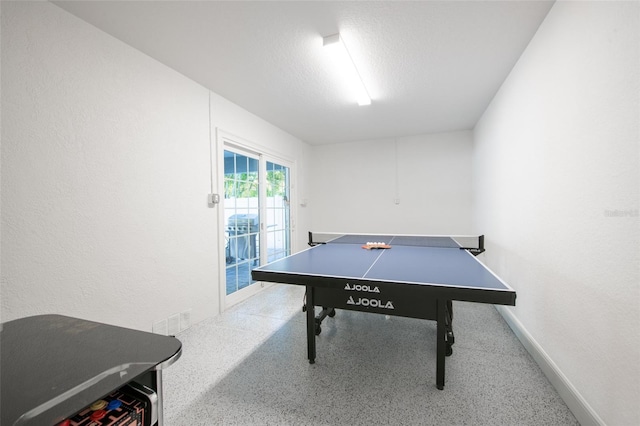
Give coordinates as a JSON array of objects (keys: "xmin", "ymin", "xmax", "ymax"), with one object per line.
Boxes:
[
  {"xmin": 224, "ymin": 150, "xmax": 260, "ymax": 295},
  {"xmin": 265, "ymin": 161, "xmax": 291, "ymax": 263},
  {"xmin": 222, "ymin": 147, "xmax": 292, "ymax": 299}
]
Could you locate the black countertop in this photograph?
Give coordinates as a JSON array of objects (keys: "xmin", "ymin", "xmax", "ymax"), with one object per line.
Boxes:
[{"xmin": 1, "ymin": 314, "xmax": 181, "ymax": 425}]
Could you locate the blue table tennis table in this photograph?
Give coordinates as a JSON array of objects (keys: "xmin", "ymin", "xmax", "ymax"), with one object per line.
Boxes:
[{"xmin": 251, "ymin": 232, "xmax": 516, "ymax": 390}]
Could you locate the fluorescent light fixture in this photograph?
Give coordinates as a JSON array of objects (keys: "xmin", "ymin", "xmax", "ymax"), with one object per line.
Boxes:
[{"xmin": 322, "ymin": 33, "xmax": 371, "ymax": 106}]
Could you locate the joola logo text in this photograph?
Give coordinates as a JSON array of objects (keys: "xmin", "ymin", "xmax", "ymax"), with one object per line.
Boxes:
[
  {"xmin": 344, "ymin": 283, "xmax": 380, "ymax": 293},
  {"xmin": 347, "ymin": 296, "xmax": 395, "ymax": 310}
]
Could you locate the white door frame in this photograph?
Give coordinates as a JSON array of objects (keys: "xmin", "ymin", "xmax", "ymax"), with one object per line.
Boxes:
[{"xmin": 215, "ymin": 129, "xmax": 296, "ymax": 312}]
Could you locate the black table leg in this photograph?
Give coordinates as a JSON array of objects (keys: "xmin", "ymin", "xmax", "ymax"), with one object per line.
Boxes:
[
  {"xmin": 306, "ymin": 286, "xmax": 316, "ymax": 364},
  {"xmin": 436, "ymin": 299, "xmax": 446, "ymax": 390}
]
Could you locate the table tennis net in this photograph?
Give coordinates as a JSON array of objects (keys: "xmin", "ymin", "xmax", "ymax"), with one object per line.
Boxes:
[{"xmin": 308, "ymin": 232, "xmax": 484, "ymax": 252}]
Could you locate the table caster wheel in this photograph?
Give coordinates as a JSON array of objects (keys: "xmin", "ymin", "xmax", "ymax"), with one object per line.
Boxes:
[
  {"xmin": 328, "ymin": 308, "xmax": 336, "ymax": 317},
  {"xmin": 446, "ymin": 344, "xmax": 453, "ymax": 357}
]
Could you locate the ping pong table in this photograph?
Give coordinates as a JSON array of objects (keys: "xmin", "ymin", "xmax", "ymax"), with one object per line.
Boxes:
[{"xmin": 251, "ymin": 232, "xmax": 516, "ymax": 390}]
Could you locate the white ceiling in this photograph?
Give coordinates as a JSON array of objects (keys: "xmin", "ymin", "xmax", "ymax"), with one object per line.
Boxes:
[{"xmin": 54, "ymin": 1, "xmax": 554, "ymax": 145}]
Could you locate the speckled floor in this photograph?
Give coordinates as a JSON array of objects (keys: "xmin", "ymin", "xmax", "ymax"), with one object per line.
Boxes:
[{"xmin": 163, "ymin": 284, "xmax": 578, "ymax": 425}]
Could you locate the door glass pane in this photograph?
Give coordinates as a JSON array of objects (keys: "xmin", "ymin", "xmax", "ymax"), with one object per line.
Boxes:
[
  {"xmin": 224, "ymin": 150, "xmax": 260, "ymax": 295},
  {"xmin": 265, "ymin": 161, "xmax": 290, "ymax": 263}
]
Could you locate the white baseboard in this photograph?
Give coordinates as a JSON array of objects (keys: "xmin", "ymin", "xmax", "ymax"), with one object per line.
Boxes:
[{"xmin": 495, "ymin": 306, "xmax": 605, "ymax": 426}]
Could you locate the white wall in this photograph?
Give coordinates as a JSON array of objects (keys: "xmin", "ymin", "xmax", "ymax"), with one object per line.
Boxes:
[
  {"xmin": 0, "ymin": 2, "xmax": 310, "ymax": 330},
  {"xmin": 310, "ymin": 130, "xmax": 473, "ymax": 234},
  {"xmin": 474, "ymin": 1, "xmax": 639, "ymax": 425}
]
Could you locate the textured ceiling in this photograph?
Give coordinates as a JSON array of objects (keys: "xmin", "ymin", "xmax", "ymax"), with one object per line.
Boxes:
[{"xmin": 54, "ymin": 1, "xmax": 554, "ymax": 145}]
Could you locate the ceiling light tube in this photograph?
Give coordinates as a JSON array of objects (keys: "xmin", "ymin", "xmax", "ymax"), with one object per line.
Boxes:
[{"xmin": 323, "ymin": 33, "xmax": 371, "ymax": 106}]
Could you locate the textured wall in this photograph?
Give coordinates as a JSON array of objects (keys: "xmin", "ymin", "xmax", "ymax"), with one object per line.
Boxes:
[
  {"xmin": 310, "ymin": 130, "xmax": 473, "ymax": 235},
  {"xmin": 1, "ymin": 2, "xmax": 311, "ymax": 330},
  {"xmin": 1, "ymin": 1, "xmax": 215, "ymax": 329},
  {"xmin": 473, "ymin": 1, "xmax": 639, "ymax": 424}
]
